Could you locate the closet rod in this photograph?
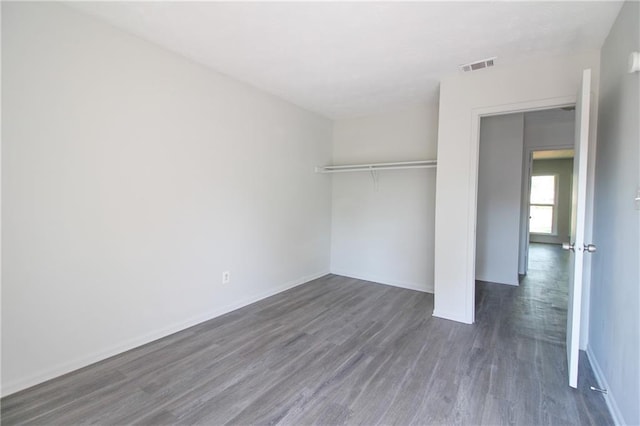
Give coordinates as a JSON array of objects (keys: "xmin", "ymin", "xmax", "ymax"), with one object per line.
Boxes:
[{"xmin": 315, "ymin": 160, "xmax": 437, "ymax": 174}]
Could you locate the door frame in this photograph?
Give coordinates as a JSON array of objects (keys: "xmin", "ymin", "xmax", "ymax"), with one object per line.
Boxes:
[{"xmin": 466, "ymin": 96, "xmax": 577, "ymax": 323}]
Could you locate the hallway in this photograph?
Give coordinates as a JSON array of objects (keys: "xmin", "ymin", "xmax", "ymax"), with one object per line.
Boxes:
[{"xmin": 518, "ymin": 242, "xmax": 571, "ymax": 346}]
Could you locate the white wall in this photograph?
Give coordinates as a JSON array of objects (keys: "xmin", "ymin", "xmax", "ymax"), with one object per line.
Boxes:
[
  {"xmin": 330, "ymin": 104, "xmax": 438, "ymax": 293},
  {"xmin": 524, "ymin": 109, "xmax": 575, "ymax": 151},
  {"xmin": 590, "ymin": 2, "xmax": 639, "ymax": 424},
  {"xmin": 530, "ymin": 159, "xmax": 573, "ymax": 245},
  {"xmin": 1, "ymin": 2, "xmax": 332, "ymax": 396},
  {"xmin": 434, "ymin": 51, "xmax": 600, "ymax": 323},
  {"xmin": 475, "ymin": 114, "xmax": 524, "ymax": 286}
]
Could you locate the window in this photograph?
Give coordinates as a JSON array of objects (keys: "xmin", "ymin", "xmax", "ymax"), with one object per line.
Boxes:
[{"xmin": 529, "ymin": 175, "xmax": 557, "ymax": 234}]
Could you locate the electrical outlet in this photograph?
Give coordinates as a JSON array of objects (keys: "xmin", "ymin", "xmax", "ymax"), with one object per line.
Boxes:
[{"xmin": 222, "ymin": 271, "xmax": 231, "ymax": 284}]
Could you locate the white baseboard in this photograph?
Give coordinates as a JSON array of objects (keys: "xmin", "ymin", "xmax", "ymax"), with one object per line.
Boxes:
[
  {"xmin": 432, "ymin": 309, "xmax": 474, "ymax": 324},
  {"xmin": 475, "ymin": 276, "xmax": 519, "ymax": 286},
  {"xmin": 586, "ymin": 345, "xmax": 626, "ymax": 426},
  {"xmin": 1, "ymin": 270, "xmax": 329, "ymax": 397},
  {"xmin": 329, "ymin": 270, "xmax": 433, "ymax": 294}
]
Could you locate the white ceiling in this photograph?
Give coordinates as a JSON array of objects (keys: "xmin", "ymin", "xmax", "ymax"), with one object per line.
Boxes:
[{"xmin": 68, "ymin": 1, "xmax": 623, "ymax": 119}]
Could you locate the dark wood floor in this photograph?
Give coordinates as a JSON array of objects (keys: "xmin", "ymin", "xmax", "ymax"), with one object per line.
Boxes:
[{"xmin": 1, "ymin": 243, "xmax": 611, "ymax": 425}]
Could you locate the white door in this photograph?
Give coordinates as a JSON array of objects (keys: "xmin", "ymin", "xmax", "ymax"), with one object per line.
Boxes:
[{"xmin": 564, "ymin": 69, "xmax": 595, "ymax": 388}]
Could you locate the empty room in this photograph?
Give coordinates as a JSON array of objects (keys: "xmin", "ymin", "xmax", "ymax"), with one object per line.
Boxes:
[{"xmin": 1, "ymin": 1, "xmax": 638, "ymax": 425}]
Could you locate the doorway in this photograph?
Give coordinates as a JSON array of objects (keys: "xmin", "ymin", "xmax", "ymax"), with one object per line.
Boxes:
[
  {"xmin": 475, "ymin": 108, "xmax": 576, "ymax": 286},
  {"xmin": 524, "ymin": 148, "xmax": 575, "ymax": 273},
  {"xmin": 474, "ymin": 108, "xmax": 583, "ymax": 388}
]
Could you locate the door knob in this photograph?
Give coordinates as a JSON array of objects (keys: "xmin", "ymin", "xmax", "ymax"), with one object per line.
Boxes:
[
  {"xmin": 562, "ymin": 242, "xmax": 575, "ymax": 251},
  {"xmin": 584, "ymin": 243, "xmax": 597, "ymax": 253}
]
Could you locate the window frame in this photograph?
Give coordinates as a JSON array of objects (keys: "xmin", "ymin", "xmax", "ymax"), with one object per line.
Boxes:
[{"xmin": 529, "ymin": 173, "xmax": 560, "ymax": 236}]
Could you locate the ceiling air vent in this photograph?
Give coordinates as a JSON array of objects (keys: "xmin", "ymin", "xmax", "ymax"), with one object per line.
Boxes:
[{"xmin": 459, "ymin": 57, "xmax": 496, "ymax": 72}]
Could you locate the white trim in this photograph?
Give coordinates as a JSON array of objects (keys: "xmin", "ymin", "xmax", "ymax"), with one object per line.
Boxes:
[
  {"xmin": 329, "ymin": 270, "xmax": 433, "ymax": 294},
  {"xmin": 433, "ymin": 309, "xmax": 473, "ymax": 324},
  {"xmin": 518, "ymin": 149, "xmax": 532, "ymax": 275},
  {"xmin": 586, "ymin": 345, "xmax": 626, "ymax": 426},
  {"xmin": 0, "ymin": 270, "xmax": 329, "ymax": 397},
  {"xmin": 465, "ymin": 95, "xmax": 577, "ymax": 324}
]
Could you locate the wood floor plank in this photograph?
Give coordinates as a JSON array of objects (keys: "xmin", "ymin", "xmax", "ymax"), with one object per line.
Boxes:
[{"xmin": 1, "ymin": 244, "xmax": 613, "ymax": 425}]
